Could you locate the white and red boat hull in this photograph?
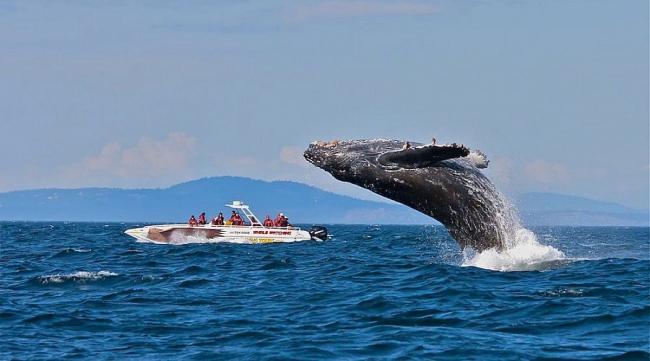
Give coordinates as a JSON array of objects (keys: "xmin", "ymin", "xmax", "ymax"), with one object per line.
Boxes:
[{"xmin": 125, "ymin": 224, "xmax": 316, "ymax": 244}]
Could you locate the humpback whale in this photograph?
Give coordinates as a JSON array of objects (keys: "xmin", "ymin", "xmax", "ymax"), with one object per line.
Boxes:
[{"xmin": 304, "ymin": 139, "xmax": 519, "ymax": 252}]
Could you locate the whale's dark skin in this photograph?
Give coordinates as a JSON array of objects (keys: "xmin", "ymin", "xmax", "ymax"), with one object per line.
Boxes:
[{"xmin": 304, "ymin": 139, "xmax": 515, "ymax": 252}]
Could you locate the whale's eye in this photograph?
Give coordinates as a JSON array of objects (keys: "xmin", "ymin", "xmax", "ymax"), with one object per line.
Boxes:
[{"xmin": 378, "ymin": 145, "xmax": 469, "ymax": 169}]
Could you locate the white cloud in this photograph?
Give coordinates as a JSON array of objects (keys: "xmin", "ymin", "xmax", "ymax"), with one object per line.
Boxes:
[
  {"xmin": 77, "ymin": 132, "xmax": 197, "ymax": 179},
  {"xmin": 523, "ymin": 160, "xmax": 570, "ymax": 184},
  {"xmin": 288, "ymin": 1, "xmax": 439, "ymax": 20},
  {"xmin": 484, "ymin": 157, "xmax": 575, "ymax": 195}
]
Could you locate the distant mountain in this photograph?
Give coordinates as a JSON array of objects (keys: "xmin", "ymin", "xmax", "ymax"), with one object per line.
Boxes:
[
  {"xmin": 515, "ymin": 192, "xmax": 649, "ymax": 226},
  {"xmin": 0, "ymin": 178, "xmax": 646, "ymax": 226},
  {"xmin": 0, "ymin": 177, "xmax": 432, "ymax": 224}
]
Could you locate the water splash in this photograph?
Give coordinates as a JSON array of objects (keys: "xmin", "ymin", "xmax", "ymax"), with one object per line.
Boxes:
[
  {"xmin": 462, "ymin": 228, "xmax": 567, "ymax": 271},
  {"xmin": 462, "ymin": 186, "xmax": 567, "ymax": 272}
]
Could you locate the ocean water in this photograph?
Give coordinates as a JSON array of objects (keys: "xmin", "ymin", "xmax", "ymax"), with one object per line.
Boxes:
[{"xmin": 1, "ymin": 222, "xmax": 648, "ymax": 360}]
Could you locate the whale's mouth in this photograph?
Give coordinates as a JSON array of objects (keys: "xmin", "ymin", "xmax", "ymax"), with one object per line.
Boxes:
[
  {"xmin": 303, "ymin": 140, "xmax": 357, "ymax": 172},
  {"xmin": 303, "ymin": 142, "xmax": 331, "ymax": 170}
]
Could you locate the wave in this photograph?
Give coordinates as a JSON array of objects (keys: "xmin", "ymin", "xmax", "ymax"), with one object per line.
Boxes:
[
  {"xmin": 52, "ymin": 248, "xmax": 92, "ymax": 257},
  {"xmin": 39, "ymin": 271, "xmax": 118, "ymax": 284}
]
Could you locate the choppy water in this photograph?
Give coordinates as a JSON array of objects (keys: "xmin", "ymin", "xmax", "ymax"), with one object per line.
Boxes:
[{"xmin": 1, "ymin": 223, "xmax": 648, "ymax": 360}]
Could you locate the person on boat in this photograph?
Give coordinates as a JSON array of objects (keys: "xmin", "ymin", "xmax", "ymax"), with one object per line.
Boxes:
[
  {"xmin": 230, "ymin": 211, "xmax": 244, "ymax": 226},
  {"xmin": 275, "ymin": 213, "xmax": 289, "ymax": 227},
  {"xmin": 263, "ymin": 215, "xmax": 274, "ymax": 227},
  {"xmin": 402, "ymin": 141, "xmax": 411, "ymax": 150},
  {"xmin": 212, "ymin": 212, "xmax": 224, "ymax": 226},
  {"xmin": 273, "ymin": 213, "xmax": 283, "ymax": 227},
  {"xmin": 198, "ymin": 212, "xmax": 207, "ymax": 225},
  {"xmin": 211, "ymin": 212, "xmax": 224, "ymax": 226},
  {"xmin": 188, "ymin": 215, "xmax": 198, "ymax": 226}
]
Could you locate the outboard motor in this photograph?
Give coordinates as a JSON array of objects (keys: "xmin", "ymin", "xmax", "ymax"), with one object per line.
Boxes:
[{"xmin": 308, "ymin": 226, "xmax": 328, "ymax": 240}]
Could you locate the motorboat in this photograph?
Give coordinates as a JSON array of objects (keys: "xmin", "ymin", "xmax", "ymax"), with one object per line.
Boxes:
[{"xmin": 124, "ymin": 201, "xmax": 328, "ymax": 244}]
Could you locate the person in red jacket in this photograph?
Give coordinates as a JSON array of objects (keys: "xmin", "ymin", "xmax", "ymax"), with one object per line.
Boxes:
[
  {"xmin": 212, "ymin": 212, "xmax": 224, "ymax": 226},
  {"xmin": 274, "ymin": 213, "xmax": 289, "ymax": 227},
  {"xmin": 273, "ymin": 213, "xmax": 283, "ymax": 227},
  {"xmin": 198, "ymin": 212, "xmax": 207, "ymax": 225},
  {"xmin": 188, "ymin": 215, "xmax": 198, "ymax": 226},
  {"xmin": 263, "ymin": 215, "xmax": 274, "ymax": 227},
  {"xmin": 230, "ymin": 211, "xmax": 244, "ymax": 226}
]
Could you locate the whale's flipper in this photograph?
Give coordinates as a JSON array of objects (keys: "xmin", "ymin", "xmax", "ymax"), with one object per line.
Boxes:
[{"xmin": 378, "ymin": 144, "xmax": 470, "ymax": 169}]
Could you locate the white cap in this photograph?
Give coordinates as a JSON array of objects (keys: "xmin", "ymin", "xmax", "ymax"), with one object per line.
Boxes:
[{"xmin": 280, "ymin": 213, "xmax": 284, "ymax": 216}]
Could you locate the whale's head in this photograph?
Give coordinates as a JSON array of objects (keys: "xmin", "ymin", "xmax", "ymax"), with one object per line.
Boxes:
[
  {"xmin": 304, "ymin": 139, "xmax": 477, "ymax": 183},
  {"xmin": 304, "ymin": 139, "xmax": 400, "ymax": 183},
  {"xmin": 304, "ymin": 139, "xmax": 507, "ymax": 251}
]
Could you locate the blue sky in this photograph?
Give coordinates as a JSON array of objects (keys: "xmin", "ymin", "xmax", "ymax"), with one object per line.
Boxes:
[{"xmin": 0, "ymin": 0, "xmax": 648, "ymax": 208}]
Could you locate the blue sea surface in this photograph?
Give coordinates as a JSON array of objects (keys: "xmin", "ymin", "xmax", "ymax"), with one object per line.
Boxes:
[{"xmin": 1, "ymin": 223, "xmax": 648, "ymax": 360}]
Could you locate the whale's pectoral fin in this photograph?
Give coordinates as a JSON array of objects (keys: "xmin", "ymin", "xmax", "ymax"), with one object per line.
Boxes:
[{"xmin": 378, "ymin": 144, "xmax": 470, "ymax": 169}]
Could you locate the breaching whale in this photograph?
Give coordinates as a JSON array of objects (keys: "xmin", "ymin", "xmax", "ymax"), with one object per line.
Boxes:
[{"xmin": 303, "ymin": 139, "xmax": 518, "ymax": 252}]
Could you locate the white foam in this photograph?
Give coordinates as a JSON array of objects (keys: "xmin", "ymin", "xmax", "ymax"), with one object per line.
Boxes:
[
  {"xmin": 39, "ymin": 271, "xmax": 118, "ymax": 284},
  {"xmin": 462, "ymin": 228, "xmax": 566, "ymax": 271}
]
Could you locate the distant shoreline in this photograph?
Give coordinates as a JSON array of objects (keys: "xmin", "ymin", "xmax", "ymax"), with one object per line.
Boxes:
[{"xmin": 0, "ymin": 177, "xmax": 647, "ymax": 227}]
